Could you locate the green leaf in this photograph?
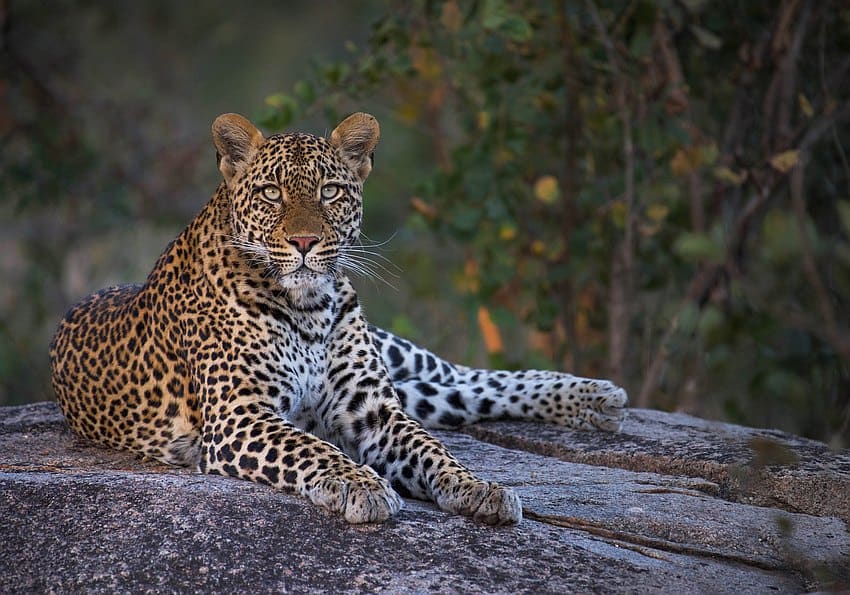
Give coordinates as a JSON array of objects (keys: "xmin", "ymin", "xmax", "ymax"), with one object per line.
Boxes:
[
  {"xmin": 258, "ymin": 105, "xmax": 293, "ymax": 131},
  {"xmin": 698, "ymin": 305, "xmax": 724, "ymax": 339},
  {"xmin": 293, "ymin": 81, "xmax": 315, "ymax": 104},
  {"xmin": 481, "ymin": 0, "xmax": 510, "ymax": 28},
  {"xmin": 760, "ymin": 209, "xmax": 799, "ymax": 262},
  {"xmin": 673, "ymin": 232, "xmax": 724, "ymax": 262},
  {"xmin": 690, "ymin": 25, "xmax": 723, "ymax": 49},
  {"xmin": 676, "ymin": 302, "xmax": 700, "ymax": 334},
  {"xmin": 264, "ymin": 93, "xmax": 293, "ymax": 109},
  {"xmin": 322, "ymin": 62, "xmax": 350, "ymax": 85},
  {"xmin": 629, "ymin": 29, "xmax": 652, "ymax": 58},
  {"xmin": 451, "ymin": 206, "xmax": 481, "ymax": 233},
  {"xmin": 499, "ymin": 16, "xmax": 533, "ymax": 41},
  {"xmin": 531, "ymin": 298, "xmax": 558, "ymax": 331},
  {"xmin": 481, "ymin": 0, "xmax": 532, "ymax": 41}
]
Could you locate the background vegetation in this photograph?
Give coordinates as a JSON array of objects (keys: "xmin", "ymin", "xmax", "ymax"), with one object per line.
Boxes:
[{"xmin": 2, "ymin": 0, "xmax": 848, "ymax": 446}]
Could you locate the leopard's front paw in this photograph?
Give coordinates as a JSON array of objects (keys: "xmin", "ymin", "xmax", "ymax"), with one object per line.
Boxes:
[
  {"xmin": 435, "ymin": 476, "xmax": 522, "ymax": 526},
  {"xmin": 308, "ymin": 466, "xmax": 403, "ymax": 524}
]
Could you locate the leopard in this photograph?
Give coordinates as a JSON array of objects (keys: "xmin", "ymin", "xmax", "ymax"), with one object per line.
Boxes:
[{"xmin": 49, "ymin": 112, "xmax": 628, "ymax": 525}]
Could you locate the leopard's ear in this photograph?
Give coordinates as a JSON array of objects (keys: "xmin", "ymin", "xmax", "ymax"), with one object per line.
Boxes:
[
  {"xmin": 212, "ymin": 113, "xmax": 265, "ymax": 184},
  {"xmin": 330, "ymin": 112, "xmax": 380, "ymax": 181}
]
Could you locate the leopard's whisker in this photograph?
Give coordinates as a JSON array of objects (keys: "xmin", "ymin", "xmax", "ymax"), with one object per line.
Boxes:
[
  {"xmin": 342, "ymin": 247, "xmax": 400, "ymax": 271},
  {"xmin": 339, "ymin": 250, "xmax": 400, "ymax": 278},
  {"xmin": 357, "ymin": 230, "xmax": 398, "ymax": 249},
  {"xmin": 335, "ymin": 253, "xmax": 398, "ymax": 290}
]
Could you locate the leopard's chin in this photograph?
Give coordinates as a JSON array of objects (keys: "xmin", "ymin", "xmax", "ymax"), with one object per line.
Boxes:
[
  {"xmin": 276, "ymin": 268, "xmax": 336, "ymax": 303},
  {"xmin": 277, "ymin": 264, "xmax": 331, "ymax": 284}
]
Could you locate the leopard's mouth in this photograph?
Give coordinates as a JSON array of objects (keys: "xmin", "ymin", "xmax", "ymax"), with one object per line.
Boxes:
[
  {"xmin": 251, "ymin": 242, "xmax": 337, "ymax": 288},
  {"xmin": 264, "ymin": 250, "xmax": 328, "ymax": 275},
  {"xmin": 276, "ymin": 261, "xmax": 332, "ymax": 284},
  {"xmin": 292, "ymin": 257, "xmax": 333, "ymax": 276}
]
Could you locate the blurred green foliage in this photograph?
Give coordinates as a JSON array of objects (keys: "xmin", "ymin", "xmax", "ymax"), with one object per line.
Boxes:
[
  {"xmin": 2, "ymin": 0, "xmax": 849, "ymax": 445},
  {"xmin": 0, "ymin": 0, "xmax": 380, "ymax": 408},
  {"xmin": 260, "ymin": 0, "xmax": 850, "ymax": 443}
]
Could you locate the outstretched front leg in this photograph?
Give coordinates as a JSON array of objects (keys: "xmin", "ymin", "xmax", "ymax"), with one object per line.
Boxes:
[
  {"xmin": 314, "ymin": 293, "xmax": 522, "ymax": 525},
  {"xmin": 199, "ymin": 394, "xmax": 403, "ymax": 524},
  {"xmin": 369, "ymin": 326, "xmax": 628, "ymax": 431}
]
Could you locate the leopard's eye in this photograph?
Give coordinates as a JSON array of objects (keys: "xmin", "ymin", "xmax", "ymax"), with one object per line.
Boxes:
[
  {"xmin": 320, "ymin": 184, "xmax": 343, "ymax": 202},
  {"xmin": 260, "ymin": 185, "xmax": 281, "ymax": 203}
]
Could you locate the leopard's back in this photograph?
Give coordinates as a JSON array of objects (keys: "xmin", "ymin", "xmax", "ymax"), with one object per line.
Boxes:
[
  {"xmin": 50, "ymin": 270, "xmax": 200, "ymax": 465},
  {"xmin": 51, "ymin": 284, "xmax": 141, "ymax": 439}
]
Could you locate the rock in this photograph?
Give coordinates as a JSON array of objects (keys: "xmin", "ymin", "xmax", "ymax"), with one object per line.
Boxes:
[
  {"xmin": 1, "ymin": 402, "xmax": 848, "ymax": 593},
  {"xmin": 462, "ymin": 409, "xmax": 850, "ymax": 524}
]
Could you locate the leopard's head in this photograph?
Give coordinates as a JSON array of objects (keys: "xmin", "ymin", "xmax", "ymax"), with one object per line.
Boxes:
[{"xmin": 212, "ymin": 112, "xmax": 379, "ymax": 293}]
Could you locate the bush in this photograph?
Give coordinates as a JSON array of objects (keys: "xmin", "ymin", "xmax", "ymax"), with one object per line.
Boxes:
[{"xmin": 261, "ymin": 0, "xmax": 850, "ymax": 443}]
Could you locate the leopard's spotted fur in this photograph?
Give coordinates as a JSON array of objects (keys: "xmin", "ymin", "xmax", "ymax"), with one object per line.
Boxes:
[{"xmin": 50, "ymin": 112, "xmax": 627, "ymax": 524}]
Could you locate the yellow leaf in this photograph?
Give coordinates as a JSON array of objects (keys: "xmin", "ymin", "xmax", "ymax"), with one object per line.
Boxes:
[
  {"xmin": 395, "ymin": 101, "xmax": 421, "ymax": 124},
  {"xmin": 670, "ymin": 147, "xmax": 697, "ymax": 177},
  {"xmin": 454, "ymin": 259, "xmax": 479, "ymax": 294},
  {"xmin": 530, "ymin": 240, "xmax": 546, "ymax": 255},
  {"xmin": 769, "ymin": 149, "xmax": 800, "ymax": 173},
  {"xmin": 798, "ymin": 93, "xmax": 814, "ymax": 118},
  {"xmin": 671, "ymin": 143, "xmax": 717, "ymax": 177},
  {"xmin": 533, "ymin": 175, "xmax": 560, "ymax": 204},
  {"xmin": 713, "ymin": 166, "xmax": 746, "ymax": 186},
  {"xmin": 477, "ymin": 111, "xmax": 491, "ymax": 130},
  {"xmin": 699, "ymin": 143, "xmax": 719, "ymax": 167},
  {"xmin": 610, "ymin": 200, "xmax": 627, "ymax": 228},
  {"xmin": 647, "ymin": 203, "xmax": 669, "ymax": 223},
  {"xmin": 264, "ymin": 93, "xmax": 288, "ymax": 108},
  {"xmin": 499, "ymin": 224, "xmax": 517, "ymax": 241},
  {"xmin": 477, "ymin": 306, "xmax": 503, "ymax": 354}
]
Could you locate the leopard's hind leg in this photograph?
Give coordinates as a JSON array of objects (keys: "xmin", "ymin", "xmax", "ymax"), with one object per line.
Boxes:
[{"xmin": 369, "ymin": 326, "xmax": 628, "ymax": 431}]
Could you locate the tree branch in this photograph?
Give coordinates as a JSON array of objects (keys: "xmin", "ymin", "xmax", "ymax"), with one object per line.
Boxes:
[
  {"xmin": 554, "ymin": 1, "xmax": 581, "ymax": 371},
  {"xmin": 586, "ymin": 0, "xmax": 635, "ymax": 386}
]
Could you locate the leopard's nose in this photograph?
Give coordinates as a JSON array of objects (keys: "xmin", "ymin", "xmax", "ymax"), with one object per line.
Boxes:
[{"xmin": 287, "ymin": 235, "xmax": 321, "ymax": 255}]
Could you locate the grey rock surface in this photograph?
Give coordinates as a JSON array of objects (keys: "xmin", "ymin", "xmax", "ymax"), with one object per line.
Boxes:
[
  {"xmin": 1, "ymin": 402, "xmax": 848, "ymax": 593},
  {"xmin": 463, "ymin": 409, "xmax": 850, "ymax": 523}
]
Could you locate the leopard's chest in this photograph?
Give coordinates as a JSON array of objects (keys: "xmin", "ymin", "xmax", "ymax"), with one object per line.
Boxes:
[
  {"xmin": 250, "ymin": 302, "xmax": 336, "ymax": 420},
  {"xmin": 284, "ymin": 334, "xmax": 329, "ymax": 416},
  {"xmin": 208, "ymin": 278, "xmax": 352, "ymax": 429}
]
